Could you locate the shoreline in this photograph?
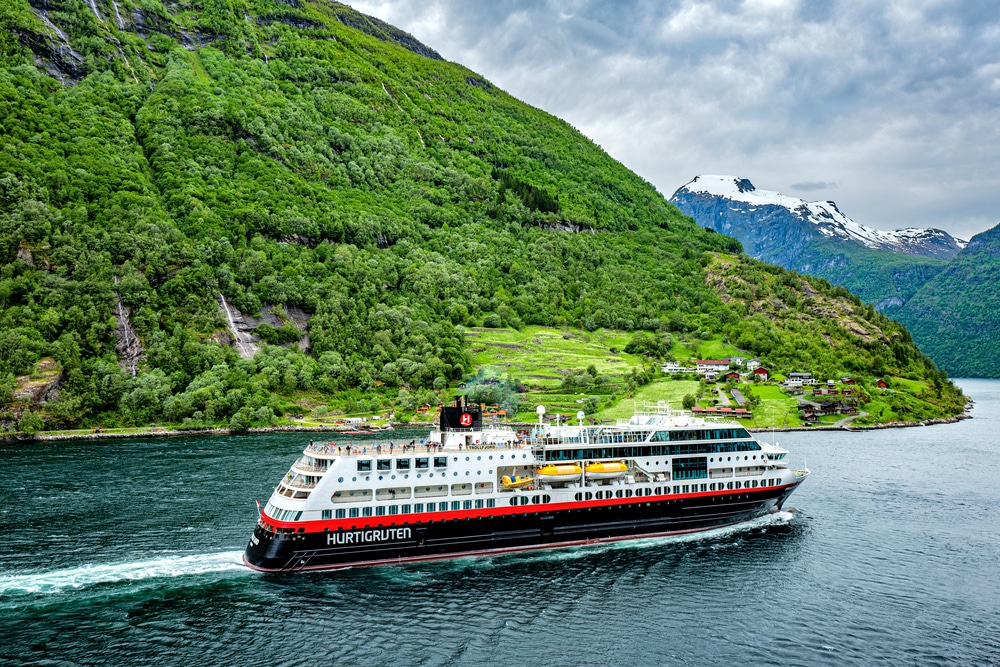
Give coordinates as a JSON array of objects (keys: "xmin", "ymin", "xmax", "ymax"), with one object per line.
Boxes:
[{"xmin": 0, "ymin": 413, "xmax": 972, "ymax": 444}]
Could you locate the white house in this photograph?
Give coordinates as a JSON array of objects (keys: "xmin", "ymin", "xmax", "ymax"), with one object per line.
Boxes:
[
  {"xmin": 661, "ymin": 361, "xmax": 682, "ymax": 373},
  {"xmin": 696, "ymin": 359, "xmax": 730, "ymax": 374}
]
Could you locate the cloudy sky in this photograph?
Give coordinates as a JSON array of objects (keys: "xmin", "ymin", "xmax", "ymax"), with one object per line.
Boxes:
[{"xmin": 349, "ymin": 0, "xmax": 1000, "ymax": 240}]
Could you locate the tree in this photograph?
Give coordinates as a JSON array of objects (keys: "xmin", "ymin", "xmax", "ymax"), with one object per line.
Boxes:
[
  {"xmin": 17, "ymin": 410, "xmax": 43, "ymax": 435},
  {"xmin": 682, "ymin": 394, "xmax": 696, "ymax": 410}
]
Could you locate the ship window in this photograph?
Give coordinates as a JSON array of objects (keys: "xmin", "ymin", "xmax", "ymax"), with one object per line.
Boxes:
[
  {"xmin": 357, "ymin": 460, "xmax": 372, "ymax": 472},
  {"xmin": 426, "ymin": 502, "xmax": 436, "ymax": 511},
  {"xmin": 510, "ymin": 498, "xmax": 518, "ymax": 506},
  {"xmin": 683, "ymin": 485, "xmax": 689, "ymax": 493},
  {"xmin": 416, "ymin": 458, "xmax": 429, "ymax": 469},
  {"xmin": 415, "ymin": 503, "xmax": 424, "ymax": 512},
  {"xmin": 388, "ymin": 506, "xmax": 399, "ymax": 515},
  {"xmin": 434, "ymin": 457, "xmax": 448, "ymax": 468},
  {"xmin": 727, "ymin": 482, "xmax": 734, "ymax": 490},
  {"xmin": 396, "ymin": 459, "xmax": 411, "ymax": 470},
  {"xmin": 322, "ymin": 509, "xmax": 332, "ymax": 520},
  {"xmin": 700, "ymin": 484, "xmax": 707, "ymax": 492},
  {"xmin": 543, "ymin": 495, "xmax": 551, "ymax": 503},
  {"xmin": 377, "ymin": 459, "xmax": 391, "ymax": 471},
  {"xmin": 375, "ymin": 506, "xmax": 386, "ymax": 516},
  {"xmin": 475, "ymin": 500, "xmax": 484, "ymax": 509},
  {"xmin": 349, "ymin": 508, "xmax": 359, "ymax": 518},
  {"xmin": 616, "ymin": 490, "xmax": 623, "ymax": 499},
  {"xmin": 487, "ymin": 499, "xmax": 496, "ymax": 508},
  {"xmin": 335, "ymin": 509, "xmax": 346, "ymax": 519},
  {"xmin": 585, "ymin": 492, "xmax": 593, "ymax": 500},
  {"xmin": 362, "ymin": 507, "xmax": 373, "ymax": 517},
  {"xmin": 451, "ymin": 501, "xmax": 460, "ymax": 510},
  {"xmin": 673, "ymin": 486, "xmax": 680, "ymax": 494},
  {"xmin": 575, "ymin": 493, "xmax": 582, "ymax": 501},
  {"xmin": 463, "ymin": 500, "xmax": 473, "ymax": 510},
  {"xmin": 531, "ymin": 495, "xmax": 540, "ymax": 504}
]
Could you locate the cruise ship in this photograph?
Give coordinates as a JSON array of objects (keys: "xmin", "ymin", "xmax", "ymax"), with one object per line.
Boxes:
[{"xmin": 243, "ymin": 401, "xmax": 808, "ymax": 572}]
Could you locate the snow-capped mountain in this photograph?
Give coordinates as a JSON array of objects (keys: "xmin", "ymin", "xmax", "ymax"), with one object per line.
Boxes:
[{"xmin": 672, "ymin": 175, "xmax": 966, "ymax": 260}]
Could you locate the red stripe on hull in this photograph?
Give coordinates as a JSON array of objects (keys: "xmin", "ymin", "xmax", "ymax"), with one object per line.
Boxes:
[{"xmin": 260, "ymin": 482, "xmax": 798, "ymax": 534}]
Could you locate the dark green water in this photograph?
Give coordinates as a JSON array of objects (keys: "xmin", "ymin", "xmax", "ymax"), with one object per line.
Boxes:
[{"xmin": 3, "ymin": 380, "xmax": 1000, "ymax": 666}]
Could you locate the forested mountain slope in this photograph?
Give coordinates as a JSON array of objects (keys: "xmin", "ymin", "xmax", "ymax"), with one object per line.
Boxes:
[
  {"xmin": 895, "ymin": 223, "xmax": 1000, "ymax": 378},
  {"xmin": 0, "ymin": 1, "xmax": 963, "ymax": 431}
]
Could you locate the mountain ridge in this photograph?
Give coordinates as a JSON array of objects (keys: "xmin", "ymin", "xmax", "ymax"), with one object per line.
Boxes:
[
  {"xmin": 0, "ymin": 1, "xmax": 965, "ymax": 430},
  {"xmin": 674, "ymin": 175, "xmax": 966, "ymax": 259}
]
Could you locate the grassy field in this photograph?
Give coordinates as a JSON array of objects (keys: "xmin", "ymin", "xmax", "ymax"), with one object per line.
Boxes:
[
  {"xmin": 739, "ymin": 384, "xmax": 803, "ymax": 428},
  {"xmin": 466, "ymin": 326, "xmax": 646, "ymax": 388},
  {"xmin": 593, "ymin": 380, "xmax": 701, "ymax": 420}
]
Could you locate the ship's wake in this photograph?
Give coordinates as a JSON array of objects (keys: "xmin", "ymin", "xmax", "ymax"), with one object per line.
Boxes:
[{"xmin": 0, "ymin": 550, "xmax": 246, "ymax": 599}]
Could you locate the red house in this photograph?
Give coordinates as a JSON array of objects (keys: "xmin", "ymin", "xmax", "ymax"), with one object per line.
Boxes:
[
  {"xmin": 753, "ymin": 367, "xmax": 769, "ymax": 381},
  {"xmin": 876, "ymin": 379, "xmax": 888, "ymax": 389}
]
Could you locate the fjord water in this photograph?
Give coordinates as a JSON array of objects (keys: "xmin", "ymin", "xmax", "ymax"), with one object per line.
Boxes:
[{"xmin": 2, "ymin": 380, "xmax": 999, "ymax": 666}]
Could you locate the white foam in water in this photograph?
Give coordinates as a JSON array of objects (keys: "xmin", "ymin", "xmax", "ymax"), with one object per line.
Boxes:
[
  {"xmin": 473, "ymin": 510, "xmax": 797, "ymax": 567},
  {"xmin": 0, "ymin": 550, "xmax": 246, "ymax": 596}
]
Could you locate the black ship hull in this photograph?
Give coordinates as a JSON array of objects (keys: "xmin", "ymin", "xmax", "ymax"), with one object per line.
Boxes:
[{"xmin": 244, "ymin": 481, "xmax": 802, "ymax": 572}]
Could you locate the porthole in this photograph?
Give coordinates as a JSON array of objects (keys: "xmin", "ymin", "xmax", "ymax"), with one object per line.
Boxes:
[
  {"xmin": 477, "ymin": 456, "xmax": 481, "ymax": 461},
  {"xmin": 338, "ymin": 477, "xmax": 344, "ymax": 483},
  {"xmin": 352, "ymin": 477, "xmax": 357, "ymax": 482},
  {"xmin": 465, "ymin": 457, "xmax": 470, "ymax": 461}
]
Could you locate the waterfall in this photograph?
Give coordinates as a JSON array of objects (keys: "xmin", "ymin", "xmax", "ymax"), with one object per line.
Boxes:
[
  {"xmin": 112, "ymin": 276, "xmax": 143, "ymax": 377},
  {"xmin": 84, "ymin": 0, "xmax": 104, "ymax": 23},
  {"xmin": 219, "ymin": 294, "xmax": 258, "ymax": 359},
  {"xmin": 112, "ymin": 1, "xmax": 126, "ymax": 30}
]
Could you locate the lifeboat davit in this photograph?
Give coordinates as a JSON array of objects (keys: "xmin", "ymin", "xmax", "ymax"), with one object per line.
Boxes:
[
  {"xmin": 501, "ymin": 475, "xmax": 534, "ymax": 489},
  {"xmin": 535, "ymin": 464, "xmax": 583, "ymax": 483},
  {"xmin": 585, "ymin": 461, "xmax": 628, "ymax": 480}
]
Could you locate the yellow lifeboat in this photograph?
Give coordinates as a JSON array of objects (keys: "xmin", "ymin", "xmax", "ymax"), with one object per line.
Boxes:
[
  {"xmin": 501, "ymin": 475, "xmax": 534, "ymax": 489},
  {"xmin": 585, "ymin": 461, "xmax": 628, "ymax": 480},
  {"xmin": 535, "ymin": 464, "xmax": 583, "ymax": 483}
]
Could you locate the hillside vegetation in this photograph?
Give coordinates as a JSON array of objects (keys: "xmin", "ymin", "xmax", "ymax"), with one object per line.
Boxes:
[
  {"xmin": 896, "ymin": 223, "xmax": 1000, "ymax": 378},
  {"xmin": 0, "ymin": 0, "xmax": 964, "ymax": 433}
]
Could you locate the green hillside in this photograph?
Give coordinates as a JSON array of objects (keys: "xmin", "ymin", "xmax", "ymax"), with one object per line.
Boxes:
[
  {"xmin": 0, "ymin": 0, "xmax": 964, "ymax": 433},
  {"xmin": 895, "ymin": 223, "xmax": 1000, "ymax": 378},
  {"xmin": 802, "ymin": 238, "xmax": 950, "ymax": 310}
]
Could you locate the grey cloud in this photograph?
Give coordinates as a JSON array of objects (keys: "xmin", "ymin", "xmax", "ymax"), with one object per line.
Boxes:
[{"xmin": 791, "ymin": 182, "xmax": 838, "ymax": 192}]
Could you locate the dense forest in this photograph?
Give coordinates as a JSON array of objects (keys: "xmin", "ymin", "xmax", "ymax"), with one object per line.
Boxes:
[
  {"xmin": 0, "ymin": 0, "xmax": 965, "ymax": 433},
  {"xmin": 895, "ymin": 222, "xmax": 1000, "ymax": 378}
]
